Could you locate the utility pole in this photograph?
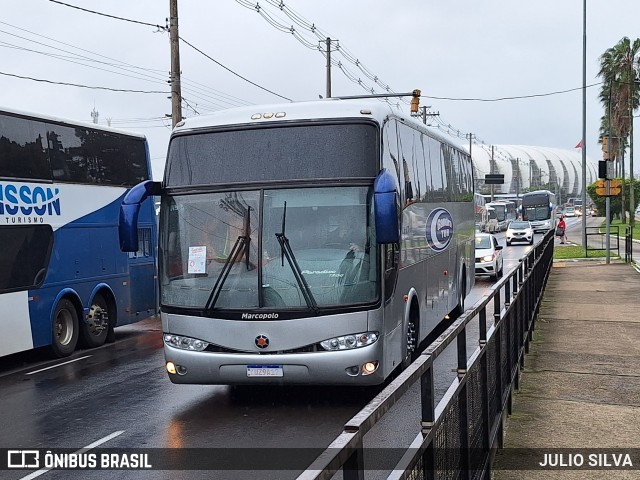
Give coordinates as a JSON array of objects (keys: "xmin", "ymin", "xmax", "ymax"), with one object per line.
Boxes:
[
  {"xmin": 466, "ymin": 133, "xmax": 474, "ymax": 159},
  {"xmin": 581, "ymin": 0, "xmax": 587, "ymax": 250},
  {"xmin": 417, "ymin": 106, "xmax": 439, "ymax": 125},
  {"xmin": 169, "ymin": 0, "xmax": 182, "ymax": 128},
  {"xmin": 490, "ymin": 145, "xmax": 495, "ymax": 202},
  {"xmin": 515, "ymin": 158, "xmax": 520, "ymax": 202},
  {"xmin": 325, "ymin": 37, "xmax": 332, "ymax": 98},
  {"xmin": 630, "ymin": 80, "xmax": 635, "ymax": 230},
  {"xmin": 606, "ymin": 87, "xmax": 612, "ymax": 265}
]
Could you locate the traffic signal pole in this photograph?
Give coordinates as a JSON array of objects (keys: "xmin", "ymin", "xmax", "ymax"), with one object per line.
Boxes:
[{"xmin": 606, "ymin": 130, "xmax": 612, "ymax": 264}]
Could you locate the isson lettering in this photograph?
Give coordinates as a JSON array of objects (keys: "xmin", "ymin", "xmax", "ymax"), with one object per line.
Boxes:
[{"xmin": 0, "ymin": 183, "xmax": 61, "ymax": 216}]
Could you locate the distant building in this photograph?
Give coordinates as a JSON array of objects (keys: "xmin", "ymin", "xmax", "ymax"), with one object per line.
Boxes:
[{"xmin": 470, "ymin": 144, "xmax": 597, "ymax": 205}]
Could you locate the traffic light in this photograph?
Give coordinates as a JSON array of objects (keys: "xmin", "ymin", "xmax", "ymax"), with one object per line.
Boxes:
[
  {"xmin": 410, "ymin": 89, "xmax": 421, "ymax": 114},
  {"xmin": 598, "ymin": 160, "xmax": 608, "ymax": 179}
]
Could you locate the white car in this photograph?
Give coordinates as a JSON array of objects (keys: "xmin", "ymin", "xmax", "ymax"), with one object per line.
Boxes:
[
  {"xmin": 475, "ymin": 233, "xmax": 504, "ymax": 280},
  {"xmin": 506, "ymin": 220, "xmax": 534, "ymax": 246}
]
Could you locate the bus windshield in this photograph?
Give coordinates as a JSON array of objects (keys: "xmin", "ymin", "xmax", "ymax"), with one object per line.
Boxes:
[
  {"xmin": 523, "ymin": 206, "xmax": 549, "ymax": 221},
  {"xmin": 521, "ymin": 191, "xmax": 555, "ymax": 222},
  {"xmin": 161, "ymin": 186, "xmax": 378, "ymax": 311}
]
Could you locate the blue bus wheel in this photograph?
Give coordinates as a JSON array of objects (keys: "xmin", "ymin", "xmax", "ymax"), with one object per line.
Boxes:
[
  {"xmin": 80, "ymin": 293, "xmax": 110, "ymax": 348},
  {"xmin": 51, "ymin": 298, "xmax": 79, "ymax": 358}
]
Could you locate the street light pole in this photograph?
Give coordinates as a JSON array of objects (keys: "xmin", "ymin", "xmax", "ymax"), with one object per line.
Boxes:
[
  {"xmin": 606, "ymin": 88, "xmax": 612, "ymax": 265},
  {"xmin": 581, "ymin": 0, "xmax": 588, "ymax": 250}
]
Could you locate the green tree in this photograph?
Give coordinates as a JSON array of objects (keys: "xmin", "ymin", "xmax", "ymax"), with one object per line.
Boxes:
[
  {"xmin": 587, "ymin": 179, "xmax": 640, "ymax": 220},
  {"xmin": 597, "ymin": 37, "xmax": 640, "ymax": 227}
]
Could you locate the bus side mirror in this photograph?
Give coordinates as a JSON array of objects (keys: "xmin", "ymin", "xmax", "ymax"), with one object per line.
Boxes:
[
  {"xmin": 119, "ymin": 180, "xmax": 162, "ymax": 252},
  {"xmin": 374, "ymin": 169, "xmax": 399, "ymax": 244}
]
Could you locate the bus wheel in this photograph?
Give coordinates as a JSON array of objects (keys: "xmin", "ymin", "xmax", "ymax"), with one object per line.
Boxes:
[
  {"xmin": 51, "ymin": 298, "xmax": 79, "ymax": 357},
  {"xmin": 452, "ymin": 274, "xmax": 466, "ymax": 318},
  {"xmin": 401, "ymin": 317, "xmax": 418, "ymax": 370},
  {"xmin": 80, "ymin": 293, "xmax": 111, "ymax": 348}
]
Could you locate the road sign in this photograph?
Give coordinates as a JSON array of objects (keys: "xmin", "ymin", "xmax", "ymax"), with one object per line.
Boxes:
[
  {"xmin": 595, "ymin": 178, "xmax": 621, "ymax": 196},
  {"xmin": 484, "ymin": 174, "xmax": 504, "ymax": 185}
]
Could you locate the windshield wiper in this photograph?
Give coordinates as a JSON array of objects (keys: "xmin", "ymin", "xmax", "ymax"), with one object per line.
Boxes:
[
  {"xmin": 205, "ymin": 206, "xmax": 254, "ymax": 311},
  {"xmin": 275, "ymin": 201, "xmax": 319, "ymax": 314}
]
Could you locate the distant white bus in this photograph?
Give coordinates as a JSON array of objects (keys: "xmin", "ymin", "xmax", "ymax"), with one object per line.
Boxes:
[
  {"xmin": 521, "ymin": 190, "xmax": 557, "ymax": 232},
  {"xmin": 485, "ymin": 201, "xmax": 517, "ymax": 231},
  {"xmin": 121, "ymin": 99, "xmax": 475, "ymax": 385}
]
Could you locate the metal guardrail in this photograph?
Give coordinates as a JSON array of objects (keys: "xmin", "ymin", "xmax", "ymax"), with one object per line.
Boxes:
[
  {"xmin": 298, "ymin": 230, "xmax": 556, "ymax": 480},
  {"xmin": 585, "ymin": 225, "xmax": 633, "ymax": 263},
  {"xmin": 624, "ymin": 225, "xmax": 633, "ymax": 263}
]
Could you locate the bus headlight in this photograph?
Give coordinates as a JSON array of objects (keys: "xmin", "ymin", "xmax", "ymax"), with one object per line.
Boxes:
[
  {"xmin": 164, "ymin": 334, "xmax": 209, "ymax": 351},
  {"xmin": 320, "ymin": 332, "xmax": 378, "ymax": 351}
]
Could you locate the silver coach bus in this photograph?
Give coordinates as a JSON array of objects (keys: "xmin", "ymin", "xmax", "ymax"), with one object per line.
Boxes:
[{"xmin": 120, "ymin": 100, "xmax": 475, "ymax": 385}]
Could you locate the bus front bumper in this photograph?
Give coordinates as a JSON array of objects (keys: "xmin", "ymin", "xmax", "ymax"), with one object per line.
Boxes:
[{"xmin": 163, "ymin": 341, "xmax": 386, "ymax": 385}]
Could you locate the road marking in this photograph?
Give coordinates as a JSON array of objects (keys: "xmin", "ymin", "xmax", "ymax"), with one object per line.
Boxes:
[
  {"xmin": 18, "ymin": 430, "xmax": 125, "ymax": 480},
  {"xmin": 25, "ymin": 355, "xmax": 92, "ymax": 375}
]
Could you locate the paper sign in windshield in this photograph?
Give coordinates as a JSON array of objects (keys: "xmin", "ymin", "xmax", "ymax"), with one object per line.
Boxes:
[{"xmin": 188, "ymin": 246, "xmax": 207, "ymax": 274}]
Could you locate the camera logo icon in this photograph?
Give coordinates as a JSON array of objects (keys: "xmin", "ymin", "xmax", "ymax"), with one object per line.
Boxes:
[{"xmin": 7, "ymin": 450, "xmax": 40, "ymax": 469}]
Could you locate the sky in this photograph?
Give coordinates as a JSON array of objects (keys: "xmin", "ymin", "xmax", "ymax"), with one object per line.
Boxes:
[{"xmin": 1, "ymin": 0, "xmax": 639, "ymax": 181}]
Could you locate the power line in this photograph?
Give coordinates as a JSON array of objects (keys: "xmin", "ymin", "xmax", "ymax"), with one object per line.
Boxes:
[
  {"xmin": 423, "ymin": 82, "xmax": 603, "ymax": 102},
  {"xmin": 235, "ymin": 0, "xmax": 608, "ymax": 146},
  {"xmin": 0, "ymin": 37, "xmax": 170, "ymax": 88},
  {"xmin": 47, "ymin": 0, "xmax": 292, "ymax": 103},
  {"xmin": 178, "ymin": 36, "xmax": 292, "ymax": 101},
  {"xmin": 0, "ymin": 22, "xmax": 252, "ymax": 109},
  {"xmin": 48, "ymin": 0, "xmax": 166, "ymax": 31},
  {"xmin": 0, "ymin": 71, "xmax": 167, "ymax": 93}
]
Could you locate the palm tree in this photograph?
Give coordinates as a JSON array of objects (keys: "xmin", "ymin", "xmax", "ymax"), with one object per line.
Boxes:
[{"xmin": 598, "ymin": 37, "xmax": 640, "ymax": 226}]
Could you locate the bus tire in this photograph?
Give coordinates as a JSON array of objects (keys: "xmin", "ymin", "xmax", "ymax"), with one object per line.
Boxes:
[
  {"xmin": 80, "ymin": 293, "xmax": 111, "ymax": 348},
  {"xmin": 401, "ymin": 303, "xmax": 419, "ymax": 370},
  {"xmin": 51, "ymin": 298, "xmax": 79, "ymax": 358},
  {"xmin": 451, "ymin": 270, "xmax": 466, "ymax": 318},
  {"xmin": 401, "ymin": 320, "xmax": 416, "ymax": 370}
]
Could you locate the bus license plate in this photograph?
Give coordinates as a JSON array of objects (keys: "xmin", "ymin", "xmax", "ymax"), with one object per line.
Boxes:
[{"xmin": 247, "ymin": 365, "xmax": 283, "ymax": 377}]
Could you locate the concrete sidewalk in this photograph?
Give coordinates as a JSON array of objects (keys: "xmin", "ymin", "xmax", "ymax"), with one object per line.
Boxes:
[{"xmin": 493, "ymin": 260, "xmax": 640, "ymax": 479}]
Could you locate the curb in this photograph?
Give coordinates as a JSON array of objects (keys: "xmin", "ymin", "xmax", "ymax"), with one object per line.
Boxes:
[{"xmin": 552, "ymin": 257, "xmax": 622, "ymax": 264}]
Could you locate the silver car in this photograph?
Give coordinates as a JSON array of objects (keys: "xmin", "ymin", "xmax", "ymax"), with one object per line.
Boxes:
[{"xmin": 475, "ymin": 233, "xmax": 504, "ymax": 280}]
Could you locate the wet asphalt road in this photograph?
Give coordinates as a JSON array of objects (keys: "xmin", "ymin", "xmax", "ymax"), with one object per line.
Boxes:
[{"xmin": 0, "ymin": 236, "xmax": 540, "ymax": 480}]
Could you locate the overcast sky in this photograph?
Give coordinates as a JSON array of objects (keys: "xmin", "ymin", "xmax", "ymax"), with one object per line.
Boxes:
[{"xmin": 2, "ymin": 0, "xmax": 639, "ymax": 180}]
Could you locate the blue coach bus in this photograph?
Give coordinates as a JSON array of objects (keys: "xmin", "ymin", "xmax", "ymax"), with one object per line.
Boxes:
[
  {"xmin": 0, "ymin": 107, "xmax": 157, "ymax": 358},
  {"xmin": 120, "ymin": 99, "xmax": 475, "ymax": 385}
]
